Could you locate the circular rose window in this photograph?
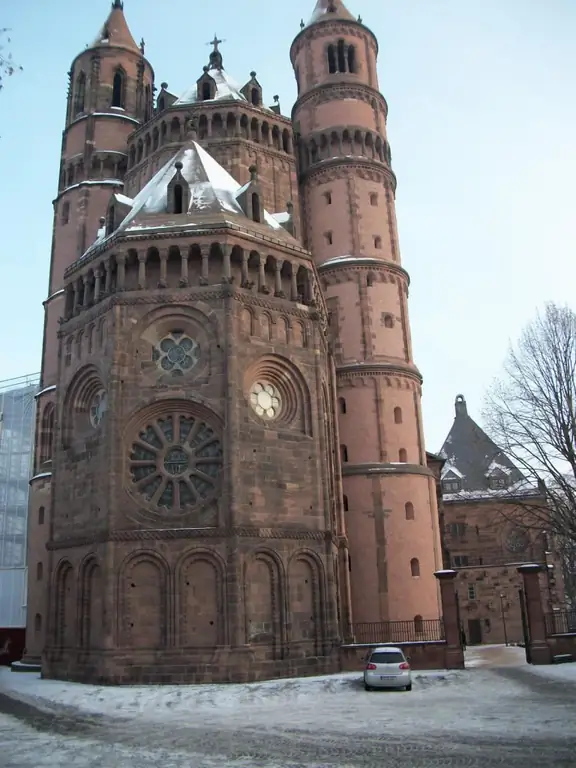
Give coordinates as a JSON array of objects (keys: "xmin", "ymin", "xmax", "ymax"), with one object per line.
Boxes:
[
  {"xmin": 129, "ymin": 414, "xmax": 222, "ymax": 511},
  {"xmin": 250, "ymin": 382, "xmax": 281, "ymax": 420},
  {"xmin": 90, "ymin": 390, "xmax": 108, "ymax": 428},
  {"xmin": 153, "ymin": 332, "xmax": 200, "ymax": 376}
]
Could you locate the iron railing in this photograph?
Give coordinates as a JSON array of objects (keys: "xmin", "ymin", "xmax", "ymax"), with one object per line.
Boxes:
[
  {"xmin": 545, "ymin": 609, "xmax": 576, "ymax": 636},
  {"xmin": 350, "ymin": 618, "xmax": 445, "ymax": 645}
]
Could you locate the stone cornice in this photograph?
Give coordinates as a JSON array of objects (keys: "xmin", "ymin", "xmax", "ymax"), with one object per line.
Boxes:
[
  {"xmin": 292, "ymin": 81, "xmax": 387, "ymax": 122},
  {"xmin": 342, "ymin": 462, "xmax": 434, "ymax": 479},
  {"xmin": 301, "ymin": 157, "xmax": 397, "ymax": 191},
  {"xmin": 290, "ymin": 19, "xmax": 379, "ymax": 62},
  {"xmin": 58, "ymin": 285, "xmax": 320, "ymax": 336},
  {"xmin": 67, "ymin": 221, "xmax": 309, "ymax": 276},
  {"xmin": 318, "ymin": 257, "xmax": 410, "ymax": 286},
  {"xmin": 47, "ymin": 525, "xmax": 337, "ymax": 551},
  {"xmin": 336, "ymin": 361, "xmax": 422, "ymax": 383}
]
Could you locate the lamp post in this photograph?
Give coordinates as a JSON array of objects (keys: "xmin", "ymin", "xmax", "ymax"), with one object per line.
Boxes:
[{"xmin": 499, "ymin": 593, "xmax": 509, "ymax": 646}]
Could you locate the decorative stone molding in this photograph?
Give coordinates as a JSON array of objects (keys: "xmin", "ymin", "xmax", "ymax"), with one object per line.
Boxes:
[
  {"xmin": 46, "ymin": 525, "xmax": 337, "ymax": 551},
  {"xmin": 341, "ymin": 462, "xmax": 434, "ymax": 479},
  {"xmin": 301, "ymin": 158, "xmax": 397, "ymax": 191},
  {"xmin": 292, "ymin": 82, "xmax": 387, "ymax": 121}
]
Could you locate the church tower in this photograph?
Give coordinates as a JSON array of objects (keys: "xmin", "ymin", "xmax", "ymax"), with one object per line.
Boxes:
[
  {"xmin": 291, "ymin": 0, "xmax": 443, "ymax": 623},
  {"xmin": 24, "ymin": 1, "xmax": 153, "ymax": 665}
]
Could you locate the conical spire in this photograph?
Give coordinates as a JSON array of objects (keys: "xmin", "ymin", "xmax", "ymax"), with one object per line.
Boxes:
[
  {"xmin": 307, "ymin": 0, "xmax": 355, "ymax": 26},
  {"xmin": 92, "ymin": 1, "xmax": 140, "ymax": 53}
]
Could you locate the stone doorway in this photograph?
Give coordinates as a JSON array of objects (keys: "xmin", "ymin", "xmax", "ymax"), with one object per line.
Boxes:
[{"xmin": 467, "ymin": 618, "xmax": 483, "ymax": 645}]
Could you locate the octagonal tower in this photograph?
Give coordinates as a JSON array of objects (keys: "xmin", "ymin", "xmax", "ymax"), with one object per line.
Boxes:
[{"xmin": 291, "ymin": 0, "xmax": 443, "ymax": 623}]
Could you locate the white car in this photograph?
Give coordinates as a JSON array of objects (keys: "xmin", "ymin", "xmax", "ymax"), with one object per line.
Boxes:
[{"xmin": 363, "ymin": 646, "xmax": 412, "ymax": 691}]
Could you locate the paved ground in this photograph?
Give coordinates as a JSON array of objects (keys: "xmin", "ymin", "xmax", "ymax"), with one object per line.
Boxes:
[{"xmin": 0, "ymin": 648, "xmax": 574, "ymax": 767}]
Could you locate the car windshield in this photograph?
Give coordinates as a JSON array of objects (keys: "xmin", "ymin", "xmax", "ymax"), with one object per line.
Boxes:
[{"xmin": 369, "ymin": 651, "xmax": 404, "ymax": 664}]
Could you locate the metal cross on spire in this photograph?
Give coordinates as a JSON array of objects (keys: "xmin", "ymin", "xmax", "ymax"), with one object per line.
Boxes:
[{"xmin": 207, "ymin": 34, "xmax": 225, "ymax": 52}]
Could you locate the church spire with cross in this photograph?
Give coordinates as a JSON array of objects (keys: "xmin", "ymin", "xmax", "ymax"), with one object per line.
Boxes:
[{"xmin": 208, "ymin": 34, "xmax": 225, "ymax": 70}]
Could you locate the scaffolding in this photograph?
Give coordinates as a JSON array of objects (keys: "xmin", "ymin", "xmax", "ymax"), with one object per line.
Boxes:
[{"xmin": 0, "ymin": 373, "xmax": 40, "ymax": 628}]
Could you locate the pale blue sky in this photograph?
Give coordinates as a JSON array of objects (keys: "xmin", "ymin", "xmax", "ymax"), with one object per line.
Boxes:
[{"xmin": 0, "ymin": 0, "xmax": 574, "ymax": 451}]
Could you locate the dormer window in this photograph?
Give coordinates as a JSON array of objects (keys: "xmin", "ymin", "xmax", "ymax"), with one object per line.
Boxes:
[
  {"xmin": 489, "ymin": 475, "xmax": 509, "ymax": 490},
  {"xmin": 252, "ymin": 193, "xmax": 261, "ymax": 223},
  {"xmin": 158, "ymin": 96, "xmax": 165, "ymax": 112},
  {"xmin": 106, "ymin": 205, "xmax": 115, "ymax": 236},
  {"xmin": 251, "ymin": 88, "xmax": 260, "ymax": 106},
  {"xmin": 173, "ymin": 185, "xmax": 184, "ymax": 214},
  {"xmin": 202, "ymin": 82, "xmax": 212, "ymax": 100},
  {"xmin": 442, "ymin": 478, "xmax": 461, "ymax": 493},
  {"xmin": 167, "ymin": 161, "xmax": 190, "ymax": 214}
]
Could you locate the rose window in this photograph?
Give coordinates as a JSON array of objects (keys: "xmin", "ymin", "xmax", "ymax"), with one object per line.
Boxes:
[
  {"xmin": 129, "ymin": 414, "xmax": 222, "ymax": 511},
  {"xmin": 153, "ymin": 332, "xmax": 200, "ymax": 376},
  {"xmin": 249, "ymin": 382, "xmax": 281, "ymax": 420},
  {"xmin": 90, "ymin": 390, "xmax": 108, "ymax": 428}
]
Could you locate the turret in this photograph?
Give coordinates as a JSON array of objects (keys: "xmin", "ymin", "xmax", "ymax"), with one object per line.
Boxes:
[{"xmin": 291, "ymin": 0, "xmax": 443, "ymax": 625}]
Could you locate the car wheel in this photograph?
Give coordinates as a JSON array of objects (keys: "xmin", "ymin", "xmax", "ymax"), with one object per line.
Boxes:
[
  {"xmin": 405, "ymin": 683, "xmax": 412, "ymax": 691},
  {"xmin": 364, "ymin": 683, "xmax": 372, "ymax": 692}
]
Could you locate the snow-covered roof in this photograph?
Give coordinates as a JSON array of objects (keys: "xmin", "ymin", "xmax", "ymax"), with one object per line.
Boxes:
[
  {"xmin": 174, "ymin": 68, "xmax": 247, "ymax": 107},
  {"xmin": 306, "ymin": 0, "xmax": 355, "ymax": 27},
  {"xmin": 82, "ymin": 142, "xmax": 290, "ymax": 258}
]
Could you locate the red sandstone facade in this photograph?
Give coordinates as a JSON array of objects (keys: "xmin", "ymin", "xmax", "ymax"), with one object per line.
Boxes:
[{"xmin": 24, "ymin": 0, "xmax": 443, "ymax": 683}]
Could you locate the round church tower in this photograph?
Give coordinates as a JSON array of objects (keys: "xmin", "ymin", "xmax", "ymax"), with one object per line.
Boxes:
[{"xmin": 291, "ymin": 0, "xmax": 443, "ymax": 623}]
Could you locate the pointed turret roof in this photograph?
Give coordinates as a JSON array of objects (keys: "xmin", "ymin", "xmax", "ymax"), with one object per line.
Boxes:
[
  {"xmin": 306, "ymin": 0, "xmax": 355, "ymax": 27},
  {"xmin": 439, "ymin": 395, "xmax": 530, "ymax": 500},
  {"xmin": 92, "ymin": 1, "xmax": 140, "ymax": 54}
]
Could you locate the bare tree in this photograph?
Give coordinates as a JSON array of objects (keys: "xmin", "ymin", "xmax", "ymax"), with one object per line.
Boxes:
[
  {"xmin": 484, "ymin": 303, "xmax": 576, "ymax": 554},
  {"xmin": 0, "ymin": 28, "xmax": 23, "ymax": 91}
]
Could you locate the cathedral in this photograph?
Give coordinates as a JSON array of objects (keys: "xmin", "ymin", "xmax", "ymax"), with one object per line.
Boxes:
[{"xmin": 24, "ymin": 0, "xmax": 444, "ymax": 684}]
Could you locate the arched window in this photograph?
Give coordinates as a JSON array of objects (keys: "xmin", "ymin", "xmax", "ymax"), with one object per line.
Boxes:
[
  {"xmin": 327, "ymin": 45, "xmax": 337, "ymax": 74},
  {"xmin": 340, "ymin": 444, "xmax": 349, "ymax": 463},
  {"xmin": 394, "ymin": 407, "xmax": 403, "ymax": 424},
  {"xmin": 338, "ymin": 397, "xmax": 347, "ymax": 415},
  {"xmin": 39, "ymin": 404, "xmax": 54, "ymax": 466},
  {"xmin": 61, "ymin": 202, "xmax": 70, "ymax": 225},
  {"xmin": 295, "ymin": 67, "xmax": 300, "ymax": 92},
  {"xmin": 252, "ymin": 193, "xmax": 261, "ymax": 223},
  {"xmin": 384, "ymin": 314, "xmax": 394, "ymax": 329},
  {"xmin": 337, "ymin": 40, "xmax": 347, "ymax": 73},
  {"xmin": 173, "ymin": 184, "xmax": 184, "ymax": 214},
  {"xmin": 374, "ymin": 236, "xmax": 382, "ymax": 249},
  {"xmin": 251, "ymin": 88, "xmax": 260, "ymax": 106},
  {"xmin": 410, "ymin": 558, "xmax": 420, "ymax": 578},
  {"xmin": 158, "ymin": 96, "xmax": 165, "ymax": 112},
  {"xmin": 405, "ymin": 502, "xmax": 414, "ymax": 520},
  {"xmin": 343, "ymin": 495, "xmax": 349, "ymax": 512},
  {"xmin": 399, "ymin": 448, "xmax": 407, "ymax": 463},
  {"xmin": 366, "ymin": 273, "xmax": 374, "ymax": 287},
  {"xmin": 74, "ymin": 72, "xmax": 86, "ymax": 115},
  {"xmin": 106, "ymin": 205, "xmax": 115, "ymax": 236},
  {"xmin": 347, "ymin": 45, "xmax": 357, "ymax": 74},
  {"xmin": 36, "ymin": 562, "xmax": 43, "ymax": 581},
  {"xmin": 414, "ymin": 614, "xmax": 424, "ymax": 634},
  {"xmin": 112, "ymin": 69, "xmax": 124, "ymax": 108},
  {"xmin": 370, "ymin": 192, "xmax": 378, "ymax": 206},
  {"xmin": 202, "ymin": 82, "xmax": 212, "ymax": 101},
  {"xmin": 38, "ymin": 506, "xmax": 45, "ymax": 525},
  {"xmin": 34, "ymin": 613, "xmax": 42, "ymax": 633}
]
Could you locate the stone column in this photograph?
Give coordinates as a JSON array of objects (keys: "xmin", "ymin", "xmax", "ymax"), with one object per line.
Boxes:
[
  {"xmin": 180, "ymin": 250, "xmax": 189, "ymax": 287},
  {"xmin": 274, "ymin": 259, "xmax": 284, "ymax": 297},
  {"xmin": 116, "ymin": 253, "xmax": 126, "ymax": 291},
  {"xmin": 434, "ymin": 570, "xmax": 465, "ymax": 670},
  {"xmin": 158, "ymin": 249, "xmax": 168, "ymax": 288},
  {"xmin": 199, "ymin": 245, "xmax": 210, "ymax": 285},
  {"xmin": 517, "ymin": 564, "xmax": 552, "ymax": 665},
  {"xmin": 104, "ymin": 258, "xmax": 112, "ymax": 294},
  {"xmin": 291, "ymin": 267, "xmax": 299, "ymax": 301},
  {"xmin": 93, "ymin": 267, "xmax": 102, "ymax": 303},
  {"xmin": 241, "ymin": 250, "xmax": 250, "ymax": 287},
  {"xmin": 138, "ymin": 252, "xmax": 147, "ymax": 290},
  {"xmin": 222, "ymin": 244, "xmax": 232, "ymax": 283},
  {"xmin": 258, "ymin": 255, "xmax": 268, "ymax": 294}
]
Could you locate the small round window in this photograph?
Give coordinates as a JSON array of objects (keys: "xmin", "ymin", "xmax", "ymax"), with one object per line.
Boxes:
[{"xmin": 249, "ymin": 382, "xmax": 282, "ymax": 420}]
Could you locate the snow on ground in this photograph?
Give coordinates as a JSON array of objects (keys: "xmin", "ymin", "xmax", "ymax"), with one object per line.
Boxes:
[
  {"xmin": 525, "ymin": 660, "xmax": 576, "ymax": 683},
  {"xmin": 465, "ymin": 644, "xmax": 526, "ymax": 668}
]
